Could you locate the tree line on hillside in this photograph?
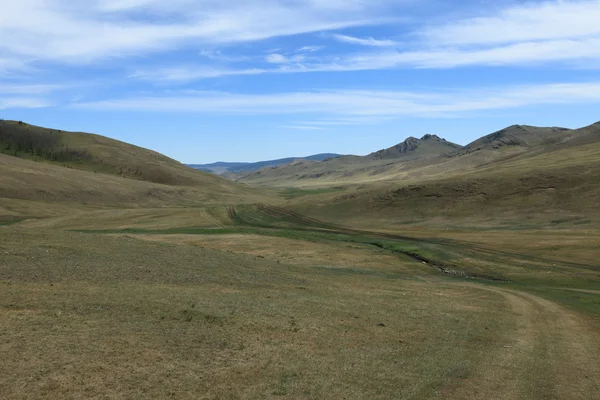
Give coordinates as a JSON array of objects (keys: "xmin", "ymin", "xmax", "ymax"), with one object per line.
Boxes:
[{"xmin": 0, "ymin": 121, "xmax": 91, "ymax": 162}]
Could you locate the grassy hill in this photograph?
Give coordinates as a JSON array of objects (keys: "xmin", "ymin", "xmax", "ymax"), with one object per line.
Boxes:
[
  {"xmin": 0, "ymin": 121, "xmax": 274, "ymax": 219},
  {"xmin": 286, "ymin": 121, "xmax": 600, "ymax": 228},
  {"xmin": 237, "ymin": 135, "xmax": 463, "ymax": 187},
  {"xmin": 463, "ymin": 125, "xmax": 572, "ymax": 153},
  {"xmin": 237, "ymin": 122, "xmax": 599, "ymax": 190},
  {"xmin": 0, "ymin": 120, "xmax": 238, "ymax": 187}
]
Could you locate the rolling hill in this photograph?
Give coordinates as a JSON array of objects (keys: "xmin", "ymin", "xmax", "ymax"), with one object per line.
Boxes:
[
  {"xmin": 462, "ymin": 124, "xmax": 572, "ymax": 153},
  {"xmin": 188, "ymin": 153, "xmax": 341, "ymax": 175},
  {"xmin": 236, "ymin": 123, "xmax": 599, "ymax": 189},
  {"xmin": 285, "ymin": 121, "xmax": 600, "ymax": 228},
  {"xmin": 236, "ymin": 134, "xmax": 463, "ymax": 187},
  {"xmin": 0, "ymin": 120, "xmax": 238, "ymax": 187},
  {"xmin": 0, "ymin": 120, "xmax": 272, "ymax": 219}
]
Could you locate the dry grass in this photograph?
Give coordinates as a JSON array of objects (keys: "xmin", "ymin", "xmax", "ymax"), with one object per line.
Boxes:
[
  {"xmin": 0, "ymin": 154, "xmax": 273, "ymax": 221},
  {"xmin": 2, "ymin": 121, "xmax": 600, "ymax": 398},
  {"xmin": 1, "ymin": 228, "xmax": 522, "ymax": 399},
  {"xmin": 1, "ymin": 213, "xmax": 599, "ymax": 399},
  {"xmin": 131, "ymin": 233, "xmax": 427, "ymax": 275}
]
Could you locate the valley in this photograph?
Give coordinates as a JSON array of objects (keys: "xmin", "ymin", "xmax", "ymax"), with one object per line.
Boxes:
[{"xmin": 1, "ymin": 120, "xmax": 599, "ymax": 399}]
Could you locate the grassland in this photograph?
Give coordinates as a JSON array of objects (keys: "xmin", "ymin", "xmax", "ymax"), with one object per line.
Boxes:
[
  {"xmin": 2, "ymin": 121, "xmax": 600, "ymax": 399},
  {"xmin": 3, "ymin": 223, "xmax": 599, "ymax": 399}
]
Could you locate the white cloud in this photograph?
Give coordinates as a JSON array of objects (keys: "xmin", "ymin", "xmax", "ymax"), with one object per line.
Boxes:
[
  {"xmin": 0, "ymin": 82, "xmax": 70, "ymax": 109},
  {"xmin": 129, "ymin": 67, "xmax": 267, "ymax": 81},
  {"xmin": 4, "ymin": 0, "xmax": 600, "ymax": 106},
  {"xmin": 421, "ymin": 0, "xmax": 600, "ymax": 46},
  {"xmin": 0, "ymin": 83, "xmax": 62, "ymax": 95},
  {"xmin": 72, "ymin": 82, "xmax": 600, "ymax": 117},
  {"xmin": 265, "ymin": 53, "xmax": 307, "ymax": 64},
  {"xmin": 332, "ymin": 34, "xmax": 398, "ymax": 47},
  {"xmin": 296, "ymin": 46, "xmax": 324, "ymax": 53},
  {"xmin": 0, "ymin": 0, "xmax": 392, "ymax": 64},
  {"xmin": 133, "ymin": 34, "xmax": 600, "ymax": 81},
  {"xmin": 126, "ymin": 1, "xmax": 600, "ymax": 82},
  {"xmin": 199, "ymin": 49, "xmax": 250, "ymax": 62},
  {"xmin": 0, "ymin": 98, "xmax": 53, "ymax": 109}
]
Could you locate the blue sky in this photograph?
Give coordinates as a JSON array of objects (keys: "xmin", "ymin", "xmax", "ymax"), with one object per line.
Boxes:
[{"xmin": 2, "ymin": 0, "xmax": 600, "ymax": 163}]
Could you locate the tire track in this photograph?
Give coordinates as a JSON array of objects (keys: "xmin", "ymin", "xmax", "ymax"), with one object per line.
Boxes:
[{"xmin": 447, "ymin": 285, "xmax": 600, "ymax": 399}]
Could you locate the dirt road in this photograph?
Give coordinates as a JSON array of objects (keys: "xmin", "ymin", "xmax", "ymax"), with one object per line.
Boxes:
[{"xmin": 448, "ymin": 285, "xmax": 600, "ymax": 399}]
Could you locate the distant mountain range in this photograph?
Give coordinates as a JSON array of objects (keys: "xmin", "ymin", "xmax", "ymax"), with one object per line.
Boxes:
[
  {"xmin": 234, "ymin": 123, "xmax": 600, "ymax": 187},
  {"xmin": 188, "ymin": 153, "xmax": 342, "ymax": 175}
]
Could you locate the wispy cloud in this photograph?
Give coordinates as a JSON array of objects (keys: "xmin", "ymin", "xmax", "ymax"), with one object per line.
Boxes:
[
  {"xmin": 127, "ymin": 1, "xmax": 600, "ymax": 82},
  {"xmin": 277, "ymin": 125, "xmax": 326, "ymax": 130},
  {"xmin": 265, "ymin": 54, "xmax": 307, "ymax": 64},
  {"xmin": 0, "ymin": 83, "xmax": 63, "ymax": 95},
  {"xmin": 0, "ymin": 98, "xmax": 53, "ymax": 110},
  {"xmin": 0, "ymin": 82, "xmax": 70, "ymax": 109},
  {"xmin": 199, "ymin": 49, "xmax": 250, "ymax": 63},
  {"xmin": 4, "ymin": 0, "xmax": 599, "ymax": 86},
  {"xmin": 72, "ymin": 82, "xmax": 600, "ymax": 117},
  {"xmin": 295, "ymin": 46, "xmax": 324, "ymax": 53},
  {"xmin": 332, "ymin": 34, "xmax": 398, "ymax": 47},
  {"xmin": 129, "ymin": 67, "xmax": 267, "ymax": 81},
  {"xmin": 0, "ymin": 0, "xmax": 393, "ymax": 64},
  {"xmin": 420, "ymin": 0, "xmax": 600, "ymax": 46}
]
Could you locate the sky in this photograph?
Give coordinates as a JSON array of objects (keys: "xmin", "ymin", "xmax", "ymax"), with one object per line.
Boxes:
[{"xmin": 1, "ymin": 0, "xmax": 600, "ymax": 163}]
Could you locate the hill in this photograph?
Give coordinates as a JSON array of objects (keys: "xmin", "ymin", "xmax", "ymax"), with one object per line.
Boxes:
[
  {"xmin": 0, "ymin": 121, "xmax": 272, "ymax": 219},
  {"xmin": 463, "ymin": 125, "xmax": 572, "ymax": 153},
  {"xmin": 370, "ymin": 134, "xmax": 461, "ymax": 160},
  {"xmin": 188, "ymin": 153, "xmax": 341, "ymax": 175},
  {"xmin": 236, "ymin": 134, "xmax": 462, "ymax": 187},
  {"xmin": 286, "ymin": 121, "xmax": 600, "ymax": 228},
  {"xmin": 236, "ymin": 123, "xmax": 600, "ymax": 189},
  {"xmin": 0, "ymin": 120, "xmax": 236, "ymax": 187}
]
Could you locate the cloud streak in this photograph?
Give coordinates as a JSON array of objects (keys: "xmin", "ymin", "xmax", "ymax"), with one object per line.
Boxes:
[
  {"xmin": 331, "ymin": 34, "xmax": 398, "ymax": 47},
  {"xmin": 0, "ymin": 0, "xmax": 393, "ymax": 65},
  {"xmin": 127, "ymin": 1, "xmax": 600, "ymax": 82},
  {"xmin": 72, "ymin": 82, "xmax": 600, "ymax": 118},
  {"xmin": 420, "ymin": 0, "xmax": 600, "ymax": 46}
]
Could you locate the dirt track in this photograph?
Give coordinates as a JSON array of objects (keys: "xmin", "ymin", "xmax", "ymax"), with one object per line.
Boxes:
[{"xmin": 448, "ymin": 285, "xmax": 600, "ymax": 399}]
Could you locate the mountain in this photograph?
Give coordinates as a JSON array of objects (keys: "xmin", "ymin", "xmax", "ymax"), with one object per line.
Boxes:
[
  {"xmin": 370, "ymin": 134, "xmax": 462, "ymax": 160},
  {"xmin": 236, "ymin": 134, "xmax": 463, "ymax": 187},
  {"xmin": 286, "ymin": 121, "xmax": 600, "ymax": 228},
  {"xmin": 188, "ymin": 153, "xmax": 341, "ymax": 175},
  {"xmin": 236, "ymin": 121, "xmax": 600, "ymax": 191}
]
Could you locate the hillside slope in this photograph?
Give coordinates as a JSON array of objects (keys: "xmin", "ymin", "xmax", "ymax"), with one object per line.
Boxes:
[
  {"xmin": 238, "ymin": 135, "xmax": 462, "ymax": 187},
  {"xmin": 463, "ymin": 125, "xmax": 571, "ymax": 152},
  {"xmin": 0, "ymin": 120, "xmax": 236, "ymax": 187},
  {"xmin": 0, "ymin": 121, "xmax": 276, "ymax": 219},
  {"xmin": 289, "ymin": 122, "xmax": 600, "ymax": 228},
  {"xmin": 370, "ymin": 134, "xmax": 461, "ymax": 160},
  {"xmin": 237, "ymin": 123, "xmax": 599, "ymax": 189}
]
